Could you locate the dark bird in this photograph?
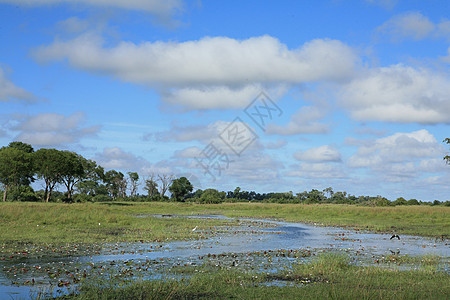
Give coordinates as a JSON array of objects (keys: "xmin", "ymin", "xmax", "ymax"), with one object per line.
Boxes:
[
  {"xmin": 390, "ymin": 234, "xmax": 400, "ymax": 240},
  {"xmin": 389, "ymin": 249, "xmax": 400, "ymax": 255}
]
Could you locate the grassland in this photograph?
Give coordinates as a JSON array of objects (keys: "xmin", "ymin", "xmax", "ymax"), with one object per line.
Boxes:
[{"xmin": 1, "ymin": 202, "xmax": 448, "ymax": 252}]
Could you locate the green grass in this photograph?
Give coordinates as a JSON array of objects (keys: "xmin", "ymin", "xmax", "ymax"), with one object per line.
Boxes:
[
  {"xmin": 1, "ymin": 202, "xmax": 448, "ymax": 253},
  {"xmin": 59, "ymin": 253, "xmax": 449, "ymax": 300}
]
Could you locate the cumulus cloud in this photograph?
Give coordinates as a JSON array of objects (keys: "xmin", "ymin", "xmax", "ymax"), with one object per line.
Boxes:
[
  {"xmin": 376, "ymin": 12, "xmax": 450, "ymax": 42},
  {"xmin": 0, "ymin": 0, "xmax": 183, "ymax": 18},
  {"xmin": 32, "ymin": 34, "xmax": 358, "ymax": 110},
  {"xmin": 150, "ymin": 119, "xmax": 261, "ymax": 155},
  {"xmin": 93, "ymin": 147, "xmax": 149, "ymax": 170},
  {"xmin": 348, "ymin": 130, "xmax": 447, "ymax": 182},
  {"xmin": 440, "ymin": 47, "xmax": 450, "ymax": 63},
  {"xmin": 285, "ymin": 162, "xmax": 346, "ymax": 179},
  {"xmin": 377, "ymin": 11, "xmax": 435, "ymax": 42},
  {"xmin": 264, "ymin": 139, "xmax": 288, "ymax": 149},
  {"xmin": 56, "ymin": 17, "xmax": 90, "ymax": 34},
  {"xmin": 340, "ymin": 64, "xmax": 450, "ymax": 124},
  {"xmin": 153, "ymin": 121, "xmax": 230, "ymax": 143},
  {"xmin": 162, "ymin": 85, "xmax": 267, "ymax": 110},
  {"xmin": 221, "ymin": 152, "xmax": 282, "ymax": 184},
  {"xmin": 10, "ymin": 112, "xmax": 100, "ymax": 146},
  {"xmin": 266, "ymin": 106, "xmax": 329, "ymax": 135},
  {"xmin": 0, "ymin": 67, "xmax": 36, "ymax": 102},
  {"xmin": 294, "ymin": 145, "xmax": 341, "ymax": 162}
]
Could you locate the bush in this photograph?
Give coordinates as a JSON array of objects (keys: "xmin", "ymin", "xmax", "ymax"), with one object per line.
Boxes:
[
  {"xmin": 6, "ymin": 186, "xmax": 38, "ymax": 202},
  {"xmin": 73, "ymin": 193, "xmax": 92, "ymax": 203},
  {"xmin": 407, "ymin": 199, "xmax": 420, "ymax": 205},
  {"xmin": 92, "ymin": 194, "xmax": 112, "ymax": 202}
]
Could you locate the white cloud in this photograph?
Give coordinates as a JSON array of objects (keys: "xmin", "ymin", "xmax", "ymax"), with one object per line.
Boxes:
[
  {"xmin": 151, "ymin": 119, "xmax": 261, "ymax": 155},
  {"xmin": 93, "ymin": 147, "xmax": 149, "ymax": 170},
  {"xmin": 0, "ymin": 67, "xmax": 36, "ymax": 102},
  {"xmin": 264, "ymin": 139, "xmax": 288, "ymax": 149},
  {"xmin": 286, "ymin": 162, "xmax": 346, "ymax": 179},
  {"xmin": 56, "ymin": 17, "xmax": 90, "ymax": 34},
  {"xmin": 294, "ymin": 145, "xmax": 341, "ymax": 162},
  {"xmin": 377, "ymin": 11, "xmax": 435, "ymax": 42},
  {"xmin": 172, "ymin": 146, "xmax": 202, "ymax": 159},
  {"xmin": 153, "ymin": 120, "xmax": 248, "ymax": 144},
  {"xmin": 10, "ymin": 112, "xmax": 100, "ymax": 146},
  {"xmin": 266, "ymin": 106, "xmax": 329, "ymax": 135},
  {"xmin": 33, "ymin": 34, "xmax": 358, "ymax": 110},
  {"xmin": 348, "ymin": 129, "xmax": 444, "ymax": 171},
  {"xmin": 440, "ymin": 47, "xmax": 450, "ymax": 64},
  {"xmin": 222, "ymin": 152, "xmax": 282, "ymax": 184},
  {"xmin": 340, "ymin": 64, "xmax": 450, "ymax": 124},
  {"xmin": 162, "ymin": 85, "xmax": 267, "ymax": 110},
  {"xmin": 0, "ymin": 0, "xmax": 183, "ymax": 18}
]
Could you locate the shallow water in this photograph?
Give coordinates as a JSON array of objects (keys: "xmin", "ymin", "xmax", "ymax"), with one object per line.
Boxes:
[{"xmin": 1, "ymin": 215, "xmax": 448, "ymax": 299}]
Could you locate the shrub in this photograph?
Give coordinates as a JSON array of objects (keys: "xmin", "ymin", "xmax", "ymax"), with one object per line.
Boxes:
[{"xmin": 92, "ymin": 194, "xmax": 112, "ymax": 202}]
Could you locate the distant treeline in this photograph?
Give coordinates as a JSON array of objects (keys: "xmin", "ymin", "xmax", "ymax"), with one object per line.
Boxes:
[{"xmin": 0, "ymin": 141, "xmax": 449, "ymax": 206}]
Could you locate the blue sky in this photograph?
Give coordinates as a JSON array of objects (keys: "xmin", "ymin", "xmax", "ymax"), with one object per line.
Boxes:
[{"xmin": 1, "ymin": 0, "xmax": 449, "ymax": 201}]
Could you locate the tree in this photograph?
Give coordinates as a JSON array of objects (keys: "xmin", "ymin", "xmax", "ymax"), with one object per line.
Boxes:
[
  {"xmin": 144, "ymin": 174, "xmax": 159, "ymax": 198},
  {"xmin": 34, "ymin": 148, "xmax": 65, "ymax": 202},
  {"xmin": 323, "ymin": 187, "xmax": 334, "ymax": 199},
  {"xmin": 59, "ymin": 151, "xmax": 84, "ymax": 200},
  {"xmin": 0, "ymin": 144, "xmax": 34, "ymax": 201},
  {"xmin": 8, "ymin": 141, "xmax": 34, "ymax": 153},
  {"xmin": 158, "ymin": 174, "xmax": 173, "ymax": 197},
  {"xmin": 407, "ymin": 199, "xmax": 419, "ymax": 205},
  {"xmin": 199, "ymin": 189, "xmax": 225, "ymax": 204},
  {"xmin": 104, "ymin": 170, "xmax": 127, "ymax": 199},
  {"xmin": 75, "ymin": 165, "xmax": 105, "ymax": 196},
  {"xmin": 234, "ymin": 187, "xmax": 241, "ymax": 199},
  {"xmin": 59, "ymin": 151, "xmax": 99, "ymax": 200},
  {"xmin": 444, "ymin": 138, "xmax": 450, "ymax": 164},
  {"xmin": 169, "ymin": 177, "xmax": 193, "ymax": 201},
  {"xmin": 127, "ymin": 172, "xmax": 140, "ymax": 197}
]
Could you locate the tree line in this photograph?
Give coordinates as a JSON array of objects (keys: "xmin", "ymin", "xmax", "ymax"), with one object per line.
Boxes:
[
  {"xmin": 0, "ymin": 141, "xmax": 449, "ymax": 206},
  {"xmin": 0, "ymin": 142, "xmax": 187, "ymax": 203}
]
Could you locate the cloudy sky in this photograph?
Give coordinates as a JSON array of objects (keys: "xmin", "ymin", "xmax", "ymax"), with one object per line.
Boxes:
[{"xmin": 1, "ymin": 0, "xmax": 449, "ymax": 201}]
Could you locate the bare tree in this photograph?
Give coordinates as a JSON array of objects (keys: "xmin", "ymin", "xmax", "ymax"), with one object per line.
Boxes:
[{"xmin": 158, "ymin": 174, "xmax": 174, "ymax": 197}]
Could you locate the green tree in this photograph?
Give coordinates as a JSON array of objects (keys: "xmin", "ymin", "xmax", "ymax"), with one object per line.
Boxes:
[
  {"xmin": 75, "ymin": 165, "xmax": 105, "ymax": 196},
  {"xmin": 233, "ymin": 187, "xmax": 241, "ymax": 199},
  {"xmin": 59, "ymin": 151, "xmax": 99, "ymax": 201},
  {"xmin": 407, "ymin": 199, "xmax": 419, "ymax": 205},
  {"xmin": 0, "ymin": 144, "xmax": 34, "ymax": 201},
  {"xmin": 104, "ymin": 170, "xmax": 127, "ymax": 199},
  {"xmin": 127, "ymin": 172, "xmax": 140, "ymax": 197},
  {"xmin": 34, "ymin": 148, "xmax": 65, "ymax": 202},
  {"xmin": 144, "ymin": 174, "xmax": 159, "ymax": 198},
  {"xmin": 199, "ymin": 188, "xmax": 224, "ymax": 204},
  {"xmin": 392, "ymin": 197, "xmax": 407, "ymax": 206},
  {"xmin": 8, "ymin": 141, "xmax": 34, "ymax": 153},
  {"xmin": 169, "ymin": 177, "xmax": 193, "ymax": 201},
  {"xmin": 444, "ymin": 138, "xmax": 450, "ymax": 164}
]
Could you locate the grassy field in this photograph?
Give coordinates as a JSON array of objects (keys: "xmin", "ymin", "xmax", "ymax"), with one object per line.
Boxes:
[
  {"xmin": 61, "ymin": 253, "xmax": 448, "ymax": 300},
  {"xmin": 1, "ymin": 202, "xmax": 448, "ymax": 252}
]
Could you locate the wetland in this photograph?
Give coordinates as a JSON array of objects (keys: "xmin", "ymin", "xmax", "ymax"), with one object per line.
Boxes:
[{"xmin": 0, "ymin": 202, "xmax": 449, "ymax": 299}]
